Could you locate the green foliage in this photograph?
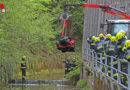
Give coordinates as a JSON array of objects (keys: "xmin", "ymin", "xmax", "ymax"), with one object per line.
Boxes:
[
  {"xmin": 76, "ymin": 79, "xmax": 86, "ymax": 88},
  {"xmin": 83, "ymin": 85, "xmax": 91, "ymax": 90},
  {"xmin": 77, "ymin": 79, "xmax": 91, "ymax": 90},
  {"xmin": 64, "ymin": 67, "xmax": 80, "ymax": 79},
  {"xmin": 0, "ymin": 0, "xmax": 84, "ymax": 83},
  {"xmin": 64, "ymin": 67, "xmax": 80, "ymax": 85}
]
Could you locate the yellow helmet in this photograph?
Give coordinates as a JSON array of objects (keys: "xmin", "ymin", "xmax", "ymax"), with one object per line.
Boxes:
[
  {"xmin": 116, "ymin": 33, "xmax": 123, "ymax": 40},
  {"xmin": 111, "ymin": 36, "xmax": 116, "ymax": 42},
  {"xmin": 91, "ymin": 36, "xmax": 96, "ymax": 41},
  {"xmin": 125, "ymin": 40, "xmax": 130, "ymax": 48},
  {"xmin": 99, "ymin": 33, "xmax": 104, "ymax": 38},
  {"xmin": 106, "ymin": 34, "xmax": 111, "ymax": 39},
  {"xmin": 94, "ymin": 37, "xmax": 100, "ymax": 42},
  {"xmin": 119, "ymin": 30, "xmax": 126, "ymax": 37},
  {"xmin": 22, "ymin": 56, "xmax": 26, "ymax": 59}
]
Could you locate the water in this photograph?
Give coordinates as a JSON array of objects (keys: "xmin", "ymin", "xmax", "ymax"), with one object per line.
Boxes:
[
  {"xmin": 0, "ymin": 73, "xmax": 77, "ymax": 90},
  {"xmin": 3, "ymin": 84, "xmax": 74, "ymax": 90}
]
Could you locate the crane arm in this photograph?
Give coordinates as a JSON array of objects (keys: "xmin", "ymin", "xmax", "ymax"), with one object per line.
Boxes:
[
  {"xmin": 82, "ymin": 3, "xmax": 130, "ymax": 20},
  {"xmin": 64, "ymin": 3, "xmax": 130, "ymax": 19}
]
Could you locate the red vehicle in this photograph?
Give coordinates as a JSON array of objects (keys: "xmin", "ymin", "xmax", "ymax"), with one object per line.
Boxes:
[{"xmin": 56, "ymin": 19, "xmax": 75, "ymax": 52}]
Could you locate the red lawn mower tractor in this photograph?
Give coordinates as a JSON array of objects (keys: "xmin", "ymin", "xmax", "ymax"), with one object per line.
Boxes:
[{"xmin": 56, "ymin": 12, "xmax": 75, "ymax": 53}]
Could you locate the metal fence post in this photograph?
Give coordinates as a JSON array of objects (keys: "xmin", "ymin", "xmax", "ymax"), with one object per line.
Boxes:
[
  {"xmin": 95, "ymin": 53, "xmax": 98, "ymax": 77},
  {"xmin": 86, "ymin": 49, "xmax": 88, "ymax": 61},
  {"xmin": 117, "ymin": 59, "xmax": 121, "ymax": 90},
  {"xmin": 105, "ymin": 55, "xmax": 108, "ymax": 85},
  {"xmin": 92, "ymin": 51, "xmax": 94, "ymax": 73},
  {"xmin": 110, "ymin": 56, "xmax": 114, "ymax": 89},
  {"xmin": 128, "ymin": 62, "xmax": 130, "ymax": 90},
  {"xmin": 100, "ymin": 53, "xmax": 102, "ymax": 80}
]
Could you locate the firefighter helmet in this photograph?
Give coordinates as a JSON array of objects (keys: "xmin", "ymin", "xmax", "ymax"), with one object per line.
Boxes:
[
  {"xmin": 119, "ymin": 30, "xmax": 126, "ymax": 37},
  {"xmin": 91, "ymin": 36, "xmax": 96, "ymax": 41},
  {"xmin": 111, "ymin": 36, "xmax": 116, "ymax": 42},
  {"xmin": 99, "ymin": 33, "xmax": 104, "ymax": 38},
  {"xmin": 125, "ymin": 40, "xmax": 130, "ymax": 48},
  {"xmin": 94, "ymin": 37, "xmax": 100, "ymax": 42},
  {"xmin": 116, "ymin": 33, "xmax": 123, "ymax": 40},
  {"xmin": 106, "ymin": 34, "xmax": 111, "ymax": 39},
  {"xmin": 22, "ymin": 56, "xmax": 26, "ymax": 59}
]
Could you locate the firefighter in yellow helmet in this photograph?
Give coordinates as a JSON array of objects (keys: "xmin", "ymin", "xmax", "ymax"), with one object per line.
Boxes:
[
  {"xmin": 104, "ymin": 34, "xmax": 112, "ymax": 53},
  {"xmin": 106, "ymin": 36, "xmax": 117, "ymax": 56},
  {"xmin": 87, "ymin": 36, "xmax": 96, "ymax": 50},
  {"xmin": 106, "ymin": 36, "xmax": 118, "ymax": 79},
  {"xmin": 21, "ymin": 56, "xmax": 27, "ymax": 80},
  {"xmin": 94, "ymin": 37, "xmax": 105, "ymax": 71},
  {"xmin": 119, "ymin": 30, "xmax": 126, "ymax": 38},
  {"xmin": 94, "ymin": 37, "xmax": 103, "ymax": 53},
  {"xmin": 120, "ymin": 40, "xmax": 130, "ymax": 85},
  {"xmin": 115, "ymin": 33, "xmax": 127, "ymax": 59},
  {"xmin": 99, "ymin": 33, "xmax": 104, "ymax": 41}
]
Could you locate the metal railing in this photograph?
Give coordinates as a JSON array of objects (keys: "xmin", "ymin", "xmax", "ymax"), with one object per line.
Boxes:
[{"xmin": 82, "ymin": 48, "xmax": 130, "ymax": 90}]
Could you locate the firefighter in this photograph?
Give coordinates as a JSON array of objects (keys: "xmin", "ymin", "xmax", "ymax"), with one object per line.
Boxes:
[
  {"xmin": 115, "ymin": 33, "xmax": 125, "ymax": 59},
  {"xmin": 106, "ymin": 36, "xmax": 117, "ymax": 79},
  {"xmin": 21, "ymin": 56, "xmax": 27, "ymax": 80},
  {"xmin": 120, "ymin": 40, "xmax": 130, "ymax": 85},
  {"xmin": 64, "ymin": 59, "xmax": 71, "ymax": 74},
  {"xmin": 104, "ymin": 34, "xmax": 111, "ymax": 51},
  {"xmin": 124, "ymin": 40, "xmax": 130, "ymax": 62},
  {"xmin": 94, "ymin": 37, "xmax": 103, "ymax": 54},
  {"xmin": 99, "ymin": 33, "xmax": 106, "ymax": 55},
  {"xmin": 70, "ymin": 59, "xmax": 77, "ymax": 71},
  {"xmin": 94, "ymin": 37, "xmax": 104, "ymax": 71},
  {"xmin": 99, "ymin": 33, "xmax": 105, "ymax": 42},
  {"xmin": 119, "ymin": 30, "xmax": 127, "ymax": 39},
  {"xmin": 87, "ymin": 36, "xmax": 96, "ymax": 50}
]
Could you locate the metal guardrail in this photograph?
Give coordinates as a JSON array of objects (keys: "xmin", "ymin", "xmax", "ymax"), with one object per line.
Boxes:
[{"xmin": 82, "ymin": 48, "xmax": 130, "ymax": 90}]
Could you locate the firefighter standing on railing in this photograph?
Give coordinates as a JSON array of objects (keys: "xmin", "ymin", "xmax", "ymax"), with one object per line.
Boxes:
[{"xmin": 21, "ymin": 56, "xmax": 27, "ymax": 80}]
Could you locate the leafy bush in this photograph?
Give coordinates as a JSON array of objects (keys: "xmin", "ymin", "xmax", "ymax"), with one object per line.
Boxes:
[
  {"xmin": 64, "ymin": 67, "xmax": 80, "ymax": 85},
  {"xmin": 83, "ymin": 85, "xmax": 91, "ymax": 90},
  {"xmin": 77, "ymin": 79, "xmax": 91, "ymax": 90},
  {"xmin": 76, "ymin": 79, "xmax": 86, "ymax": 88}
]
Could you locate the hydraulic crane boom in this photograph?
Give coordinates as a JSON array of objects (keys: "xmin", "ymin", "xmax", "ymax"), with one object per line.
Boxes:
[{"xmin": 64, "ymin": 3, "xmax": 130, "ymax": 20}]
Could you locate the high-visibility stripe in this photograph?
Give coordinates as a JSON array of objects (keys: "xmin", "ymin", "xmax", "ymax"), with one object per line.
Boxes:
[
  {"xmin": 117, "ymin": 45, "xmax": 121, "ymax": 48},
  {"xmin": 127, "ymin": 55, "xmax": 130, "ymax": 59},
  {"xmin": 91, "ymin": 44, "xmax": 95, "ymax": 45},
  {"xmin": 113, "ymin": 61, "xmax": 118, "ymax": 64},
  {"xmin": 97, "ymin": 46, "xmax": 103, "ymax": 49},
  {"xmin": 108, "ymin": 48, "xmax": 114, "ymax": 51},
  {"xmin": 113, "ymin": 73, "xmax": 117, "ymax": 77},
  {"xmin": 108, "ymin": 70, "xmax": 111, "ymax": 73}
]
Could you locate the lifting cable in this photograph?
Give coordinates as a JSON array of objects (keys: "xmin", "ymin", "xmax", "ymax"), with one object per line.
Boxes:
[{"xmin": 62, "ymin": 19, "xmax": 72, "ymax": 38}]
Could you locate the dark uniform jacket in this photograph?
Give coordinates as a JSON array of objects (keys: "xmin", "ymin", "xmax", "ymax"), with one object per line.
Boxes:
[
  {"xmin": 94, "ymin": 41, "xmax": 103, "ymax": 53},
  {"xmin": 115, "ymin": 37, "xmax": 127, "ymax": 58},
  {"xmin": 87, "ymin": 39, "xmax": 95, "ymax": 50},
  {"xmin": 106, "ymin": 41, "xmax": 117, "ymax": 56}
]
